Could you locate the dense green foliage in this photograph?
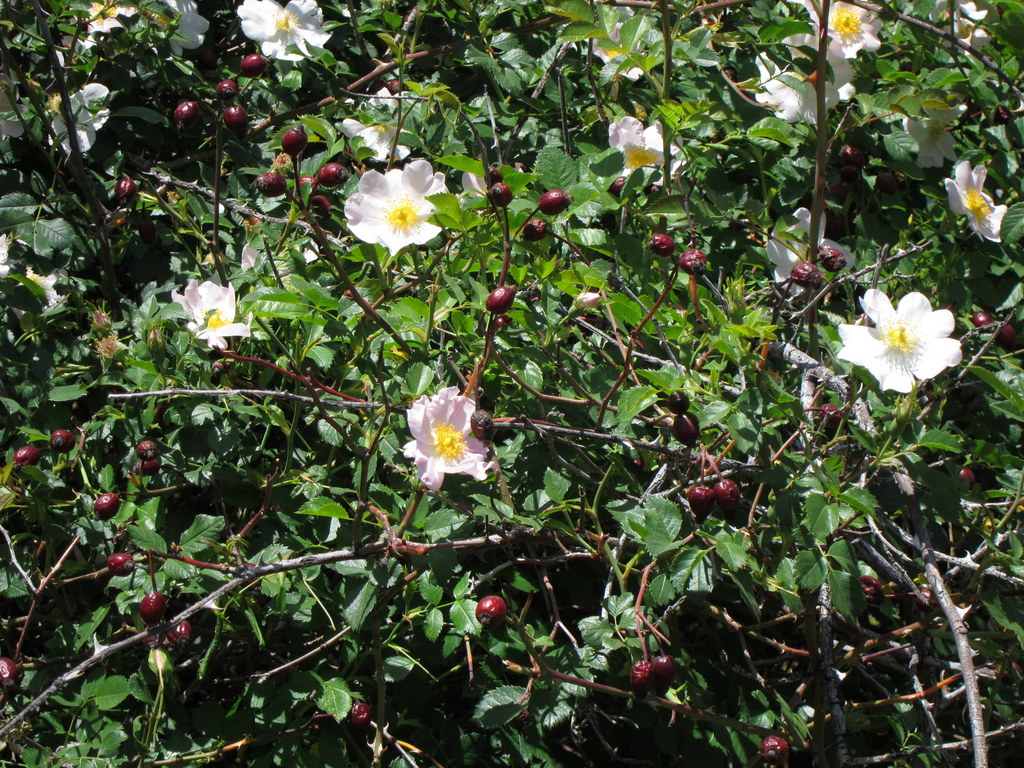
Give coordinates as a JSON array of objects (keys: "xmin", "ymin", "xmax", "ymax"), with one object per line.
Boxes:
[{"xmin": 2, "ymin": 0, "xmax": 1024, "ymax": 765}]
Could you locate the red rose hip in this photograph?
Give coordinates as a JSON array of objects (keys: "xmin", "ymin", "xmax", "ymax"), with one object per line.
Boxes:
[
  {"xmin": 222, "ymin": 105, "xmax": 248, "ymax": 133},
  {"xmin": 167, "ymin": 620, "xmax": 192, "ymax": 647},
  {"xmin": 630, "ymin": 660, "xmax": 654, "ymax": 696},
  {"xmin": 255, "ymin": 172, "xmax": 287, "ymax": 197},
  {"xmin": 712, "ymin": 478, "xmax": 740, "ymax": 512},
  {"xmin": 281, "ymin": 125, "xmax": 308, "ymax": 157},
  {"xmin": 140, "ymin": 591, "xmax": 168, "ymax": 625},
  {"xmin": 538, "ymin": 189, "xmax": 570, "ymax": 215},
  {"xmin": 94, "ymin": 492, "xmax": 121, "ymax": 520},
  {"xmin": 475, "ymin": 595, "xmax": 508, "ymax": 628},
  {"xmin": 678, "ymin": 248, "xmax": 707, "ymax": 275},
  {"xmin": 50, "ymin": 429, "xmax": 74, "ymax": 453},
  {"xmin": 13, "ymin": 446, "xmax": 40, "ymax": 467},
  {"xmin": 860, "ymin": 575, "xmax": 884, "ymax": 604},
  {"xmin": 0, "ymin": 657, "xmax": 19, "ymax": 689},
  {"xmin": 240, "ymin": 53, "xmax": 268, "ymax": 77},
  {"xmin": 317, "ymin": 162, "xmax": 346, "ymax": 187},
  {"xmin": 759, "ymin": 735, "xmax": 789, "ymax": 765},
  {"xmin": 648, "ymin": 234, "xmax": 675, "ymax": 257},
  {"xmin": 174, "ymin": 100, "xmax": 200, "ymax": 129},
  {"xmin": 688, "ymin": 485, "xmax": 715, "ymax": 522},
  {"xmin": 216, "ymin": 79, "xmax": 238, "ymax": 100},
  {"xmin": 349, "ymin": 699, "xmax": 372, "ymax": 729},
  {"xmin": 521, "ymin": 219, "xmax": 548, "ymax": 241},
  {"xmin": 115, "ymin": 178, "xmax": 137, "ymax": 204},
  {"xmin": 672, "ymin": 412, "xmax": 700, "ymax": 446},
  {"xmin": 488, "ymin": 182, "xmax": 513, "ymax": 208},
  {"xmin": 107, "ymin": 553, "xmax": 134, "ymax": 575},
  {"xmin": 486, "ymin": 286, "xmax": 516, "ymax": 315},
  {"xmin": 651, "ymin": 654, "xmax": 676, "ymax": 691}
]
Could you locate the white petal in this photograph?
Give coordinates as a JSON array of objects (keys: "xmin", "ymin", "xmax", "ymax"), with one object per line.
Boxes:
[
  {"xmin": 895, "ymin": 292, "xmax": 934, "ymax": 326},
  {"xmin": 859, "ymin": 289, "xmax": 894, "ymax": 325},
  {"xmin": 911, "ymin": 337, "xmax": 962, "ymax": 380},
  {"xmin": 836, "ymin": 324, "xmax": 884, "ymax": 368}
]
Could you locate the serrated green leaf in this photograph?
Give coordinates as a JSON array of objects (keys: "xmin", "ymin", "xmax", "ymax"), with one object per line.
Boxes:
[
  {"xmin": 179, "ymin": 514, "xmax": 223, "ymax": 556},
  {"xmin": 424, "ymin": 608, "xmax": 443, "ymax": 641},
  {"xmin": 80, "ymin": 675, "xmax": 129, "ymax": 710},
  {"xmin": 317, "ymin": 678, "xmax": 353, "ymax": 720},
  {"xmin": 916, "ymin": 429, "xmax": 962, "ymax": 452},
  {"xmin": 450, "ymin": 599, "xmax": 477, "ymax": 635},
  {"xmin": 795, "ymin": 550, "xmax": 827, "ymax": 590},
  {"xmin": 1002, "ymin": 203, "xmax": 1024, "ymax": 244},
  {"xmin": 472, "ymin": 685, "xmax": 528, "ymax": 728},
  {"xmin": 534, "ymin": 145, "xmax": 577, "ymax": 189}
]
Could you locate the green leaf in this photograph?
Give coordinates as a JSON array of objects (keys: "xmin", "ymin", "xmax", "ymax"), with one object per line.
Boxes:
[
  {"xmin": 472, "ymin": 685, "xmax": 528, "ymax": 728},
  {"xmin": 450, "ymin": 599, "xmax": 477, "ymax": 635},
  {"xmin": 343, "ymin": 579, "xmax": 378, "ymax": 631},
  {"xmin": 0, "ymin": 192, "xmax": 36, "ymax": 227},
  {"xmin": 543, "ymin": 468, "xmax": 570, "ymax": 504},
  {"xmin": 1000, "ymin": 202, "xmax": 1024, "ymax": 244},
  {"xmin": 296, "ymin": 497, "xmax": 350, "ymax": 518},
  {"xmin": 828, "ymin": 569, "xmax": 865, "ymax": 619},
  {"xmin": 916, "ymin": 429, "xmax": 962, "ymax": 452},
  {"xmin": 534, "ymin": 145, "xmax": 577, "ymax": 189},
  {"xmin": 49, "ymin": 384, "xmax": 87, "ymax": 402},
  {"xmin": 80, "ymin": 675, "xmax": 130, "ymax": 710},
  {"xmin": 616, "ymin": 386, "xmax": 658, "ymax": 427},
  {"xmin": 317, "ymin": 678, "xmax": 353, "ymax": 720},
  {"xmin": 795, "ymin": 550, "xmax": 828, "ymax": 590},
  {"xmin": 424, "ymin": 608, "xmax": 444, "ymax": 641},
  {"xmin": 179, "ymin": 514, "xmax": 223, "ymax": 556}
]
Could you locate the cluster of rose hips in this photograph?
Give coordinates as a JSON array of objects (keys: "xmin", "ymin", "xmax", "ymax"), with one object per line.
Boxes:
[
  {"xmin": 520, "ymin": 188, "xmax": 571, "ymax": 242},
  {"xmin": 174, "ymin": 53, "xmax": 269, "ymax": 133},
  {"xmin": 666, "ymin": 390, "xmax": 700, "ymax": 447},
  {"xmin": 971, "ymin": 310, "xmax": 1017, "ymax": 350},
  {"xmin": 10, "ymin": 427, "xmax": 77, "ymax": 469},
  {"xmin": 630, "ymin": 654, "xmax": 677, "ymax": 697},
  {"xmin": 648, "ymin": 234, "xmax": 708, "ymax": 276},
  {"xmin": 687, "ymin": 477, "xmax": 741, "ymax": 524}
]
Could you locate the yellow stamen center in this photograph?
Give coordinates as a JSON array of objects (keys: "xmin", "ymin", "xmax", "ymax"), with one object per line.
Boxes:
[
  {"xmin": 384, "ymin": 196, "xmax": 420, "ymax": 233},
  {"xmin": 46, "ymin": 94, "xmax": 62, "ymax": 113},
  {"xmin": 276, "ymin": 10, "xmax": 298, "ymax": 31},
  {"xmin": 433, "ymin": 423, "xmax": 467, "ymax": 461},
  {"xmin": 831, "ymin": 5, "xmax": 862, "ymax": 37},
  {"xmin": 623, "ymin": 145, "xmax": 659, "ymax": 170},
  {"xmin": 26, "ymin": 268, "xmax": 46, "ymax": 288},
  {"xmin": 964, "ymin": 189, "xmax": 992, "ymax": 221},
  {"xmin": 882, "ymin": 322, "xmax": 917, "ymax": 354},
  {"xmin": 205, "ymin": 310, "xmax": 231, "ymax": 330},
  {"xmin": 91, "ymin": 3, "xmax": 118, "ymax": 21}
]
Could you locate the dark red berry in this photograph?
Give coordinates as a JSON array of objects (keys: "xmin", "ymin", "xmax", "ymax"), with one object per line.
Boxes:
[
  {"xmin": 137, "ymin": 217, "xmax": 157, "ymax": 244},
  {"xmin": 139, "ymin": 458, "xmax": 161, "ymax": 476},
  {"xmin": 839, "ymin": 145, "xmax": 865, "ymax": 168},
  {"xmin": 194, "ymin": 48, "xmax": 217, "ymax": 69},
  {"xmin": 840, "ymin": 164, "xmax": 861, "ymax": 184},
  {"xmin": 712, "ymin": 478, "xmax": 740, "ymax": 512},
  {"xmin": 94, "ymin": 492, "xmax": 121, "ymax": 520},
  {"xmin": 538, "ymin": 189, "xmax": 570, "ymax": 216},
  {"xmin": 216, "ymin": 79, "xmax": 238, "ymax": 100},
  {"xmin": 996, "ymin": 324, "xmax": 1017, "ymax": 349},
  {"xmin": 167, "ymin": 620, "xmax": 192, "ymax": 647},
  {"xmin": 174, "ymin": 100, "xmax": 200, "ymax": 129},
  {"xmin": 317, "ymin": 162, "xmax": 346, "ymax": 188},
  {"xmin": 0, "ymin": 658, "xmax": 19, "ymax": 689},
  {"xmin": 959, "ymin": 467, "xmax": 977, "ymax": 487},
  {"xmin": 971, "ymin": 311, "xmax": 993, "ymax": 328},
  {"xmin": 140, "ymin": 592, "xmax": 168, "ymax": 625},
  {"xmin": 496, "ymin": 314, "xmax": 512, "ymax": 328},
  {"xmin": 13, "ymin": 446, "xmax": 40, "ymax": 468},
  {"xmin": 488, "ymin": 182, "xmax": 513, "ymax": 208},
  {"xmin": 678, "ymin": 248, "xmax": 707, "ymax": 275},
  {"xmin": 759, "ymin": 735, "xmax": 789, "ymax": 765},
  {"xmin": 521, "ymin": 219, "xmax": 548, "ymax": 242},
  {"xmin": 485, "ymin": 165, "xmax": 503, "ymax": 186},
  {"xmin": 649, "ymin": 233, "xmax": 675, "ymax": 258},
  {"xmin": 630, "ymin": 660, "xmax": 654, "ymax": 696},
  {"xmin": 386, "ymin": 79, "xmax": 401, "ymax": 94},
  {"xmin": 115, "ymin": 178, "xmax": 137, "ymax": 204},
  {"xmin": 136, "ymin": 440, "xmax": 158, "ymax": 460},
  {"xmin": 486, "ymin": 285, "xmax": 516, "ymax": 315},
  {"xmin": 470, "ymin": 410, "xmax": 493, "ymax": 441},
  {"xmin": 310, "ymin": 195, "xmax": 331, "ymax": 216},
  {"xmin": 50, "ymin": 429, "xmax": 74, "ymax": 453},
  {"xmin": 994, "ymin": 105, "xmax": 1012, "ymax": 125},
  {"xmin": 665, "ymin": 391, "xmax": 690, "ymax": 415},
  {"xmin": 672, "ymin": 412, "xmax": 700, "ymax": 446},
  {"xmin": 608, "ymin": 176, "xmax": 626, "ymax": 197},
  {"xmin": 651, "ymin": 654, "xmax": 676, "ymax": 691},
  {"xmin": 107, "ymin": 553, "xmax": 134, "ymax": 575},
  {"xmin": 475, "ymin": 595, "xmax": 507, "ymax": 628},
  {"xmin": 297, "ymin": 176, "xmax": 317, "ymax": 195},
  {"xmin": 688, "ymin": 486, "xmax": 715, "ymax": 523},
  {"xmin": 255, "ymin": 172, "xmax": 287, "ymax": 197},
  {"xmin": 281, "ymin": 125, "xmax": 308, "ymax": 157},
  {"xmin": 860, "ymin": 575, "xmax": 884, "ymax": 604},
  {"xmin": 818, "ymin": 246, "xmax": 847, "ymax": 273},
  {"xmin": 222, "ymin": 105, "xmax": 248, "ymax": 133},
  {"xmin": 349, "ymin": 700, "xmax": 372, "ymax": 729},
  {"xmin": 828, "ymin": 182, "xmax": 848, "ymax": 205},
  {"xmin": 240, "ymin": 53, "xmax": 268, "ymax": 77},
  {"xmin": 790, "ymin": 261, "xmax": 823, "ymax": 287},
  {"xmin": 876, "ymin": 172, "xmax": 898, "ymax": 194}
]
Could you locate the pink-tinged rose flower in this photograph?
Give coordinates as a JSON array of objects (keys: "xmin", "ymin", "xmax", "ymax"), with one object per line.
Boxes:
[
  {"xmin": 576, "ymin": 291, "xmax": 602, "ymax": 310},
  {"xmin": 171, "ymin": 279, "xmax": 251, "ymax": 350},
  {"xmin": 403, "ymin": 387, "xmax": 495, "ymax": 490}
]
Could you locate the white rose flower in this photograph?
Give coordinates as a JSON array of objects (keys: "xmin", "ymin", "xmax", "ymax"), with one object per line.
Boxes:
[
  {"xmin": 755, "ymin": 56, "xmax": 850, "ymax": 124},
  {"xmin": 344, "ymin": 159, "xmax": 448, "ymax": 255},
  {"xmin": 171, "ymin": 279, "xmax": 252, "ymax": 350},
  {"xmin": 0, "ymin": 234, "xmax": 11, "ymax": 278},
  {"xmin": 837, "ymin": 289, "xmax": 962, "ymax": 393},
  {"xmin": 402, "ymin": 387, "xmax": 495, "ymax": 490},
  {"xmin": 608, "ymin": 116, "xmax": 664, "ymax": 172},
  {"xmin": 591, "ymin": 8, "xmax": 644, "ymax": 81},
  {"xmin": 237, "ymin": 0, "xmax": 330, "ymax": 61},
  {"xmin": 945, "ymin": 160, "xmax": 1006, "ymax": 242},
  {"xmin": 930, "ymin": 0, "xmax": 990, "ymax": 48},
  {"xmin": 340, "ymin": 119, "xmax": 410, "ymax": 162},
  {"xmin": 49, "ymin": 83, "xmax": 109, "ymax": 153},
  {"xmin": 25, "ymin": 269, "xmax": 64, "ymax": 310},
  {"xmin": 903, "ymin": 103, "xmax": 965, "ymax": 168}
]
